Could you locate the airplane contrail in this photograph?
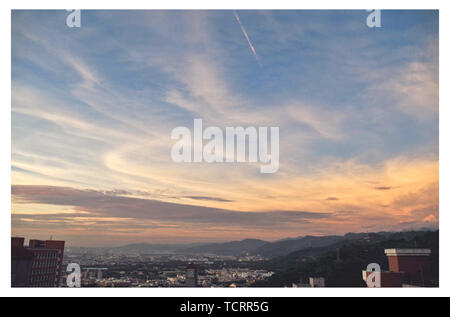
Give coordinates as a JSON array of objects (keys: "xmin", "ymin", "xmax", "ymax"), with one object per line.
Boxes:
[{"xmin": 233, "ymin": 10, "xmax": 260, "ymax": 65}]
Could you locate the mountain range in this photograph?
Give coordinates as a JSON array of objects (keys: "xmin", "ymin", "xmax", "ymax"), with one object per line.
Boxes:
[{"xmin": 67, "ymin": 230, "xmax": 418, "ymax": 258}]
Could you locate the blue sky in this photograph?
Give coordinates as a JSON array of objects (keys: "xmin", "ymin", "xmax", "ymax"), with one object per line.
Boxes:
[{"xmin": 11, "ymin": 10, "xmax": 438, "ymax": 246}]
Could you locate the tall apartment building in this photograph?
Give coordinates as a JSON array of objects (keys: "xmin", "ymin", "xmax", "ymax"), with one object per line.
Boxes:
[
  {"xmin": 185, "ymin": 263, "xmax": 198, "ymax": 287},
  {"xmin": 11, "ymin": 237, "xmax": 65, "ymax": 287}
]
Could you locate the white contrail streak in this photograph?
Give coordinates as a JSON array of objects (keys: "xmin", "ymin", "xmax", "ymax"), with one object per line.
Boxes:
[{"xmin": 233, "ymin": 10, "xmax": 260, "ymax": 65}]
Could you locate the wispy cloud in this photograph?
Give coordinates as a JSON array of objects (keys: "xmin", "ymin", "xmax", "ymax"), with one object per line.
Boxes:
[{"xmin": 184, "ymin": 196, "xmax": 234, "ymax": 202}]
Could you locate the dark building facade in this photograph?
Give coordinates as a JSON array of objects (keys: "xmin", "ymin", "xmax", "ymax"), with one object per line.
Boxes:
[
  {"xmin": 11, "ymin": 238, "xmax": 33, "ymax": 287},
  {"xmin": 185, "ymin": 263, "xmax": 198, "ymax": 287},
  {"xmin": 11, "ymin": 237, "xmax": 65, "ymax": 287}
]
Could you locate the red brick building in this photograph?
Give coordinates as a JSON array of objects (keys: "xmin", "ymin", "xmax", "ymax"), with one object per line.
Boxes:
[
  {"xmin": 384, "ymin": 249, "xmax": 431, "ymax": 286},
  {"xmin": 11, "ymin": 238, "xmax": 34, "ymax": 287},
  {"xmin": 362, "ymin": 248, "xmax": 431, "ymax": 287},
  {"xmin": 11, "ymin": 237, "xmax": 65, "ymax": 287}
]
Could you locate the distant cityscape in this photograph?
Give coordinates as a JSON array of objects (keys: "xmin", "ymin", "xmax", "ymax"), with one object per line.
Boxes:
[
  {"xmin": 12, "ymin": 229, "xmax": 438, "ymax": 288},
  {"xmin": 63, "ymin": 252, "xmax": 273, "ymax": 287}
]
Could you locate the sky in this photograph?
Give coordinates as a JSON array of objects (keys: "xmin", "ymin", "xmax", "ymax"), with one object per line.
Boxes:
[{"xmin": 11, "ymin": 10, "xmax": 439, "ymax": 246}]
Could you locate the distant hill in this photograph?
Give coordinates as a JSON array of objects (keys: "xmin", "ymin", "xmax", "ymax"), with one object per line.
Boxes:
[
  {"xmin": 66, "ymin": 230, "xmax": 432, "ymax": 259},
  {"xmin": 253, "ymin": 232, "xmax": 394, "ymax": 258},
  {"xmin": 182, "ymin": 233, "xmax": 391, "ymax": 257},
  {"xmin": 253, "ymin": 235, "xmax": 344, "ymax": 257},
  {"xmin": 184, "ymin": 239, "xmax": 268, "ymax": 256}
]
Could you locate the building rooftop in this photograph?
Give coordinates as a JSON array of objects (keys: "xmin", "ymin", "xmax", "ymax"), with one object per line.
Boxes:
[{"xmin": 384, "ymin": 249, "xmax": 431, "ymax": 256}]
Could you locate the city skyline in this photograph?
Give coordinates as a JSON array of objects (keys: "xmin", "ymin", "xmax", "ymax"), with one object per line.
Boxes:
[{"xmin": 11, "ymin": 10, "xmax": 438, "ymax": 246}]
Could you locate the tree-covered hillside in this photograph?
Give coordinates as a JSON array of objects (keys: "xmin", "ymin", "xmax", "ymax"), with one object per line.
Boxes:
[{"xmin": 252, "ymin": 230, "xmax": 438, "ymax": 287}]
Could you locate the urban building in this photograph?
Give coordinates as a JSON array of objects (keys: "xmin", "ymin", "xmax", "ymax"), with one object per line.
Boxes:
[
  {"xmin": 384, "ymin": 249, "xmax": 431, "ymax": 286},
  {"xmin": 84, "ymin": 268, "xmax": 107, "ymax": 280},
  {"xmin": 185, "ymin": 263, "xmax": 198, "ymax": 287},
  {"xmin": 11, "ymin": 237, "xmax": 65, "ymax": 287},
  {"xmin": 362, "ymin": 248, "xmax": 431, "ymax": 287},
  {"xmin": 11, "ymin": 237, "xmax": 33, "ymax": 287},
  {"xmin": 309, "ymin": 277, "xmax": 325, "ymax": 287},
  {"xmin": 292, "ymin": 277, "xmax": 326, "ymax": 288}
]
